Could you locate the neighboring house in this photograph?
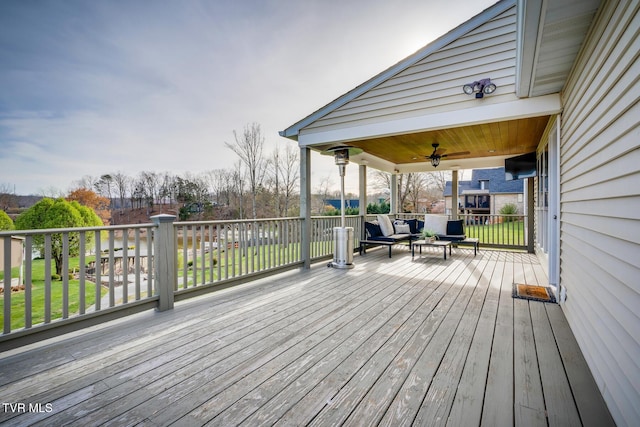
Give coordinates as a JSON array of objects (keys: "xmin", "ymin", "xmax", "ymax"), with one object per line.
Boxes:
[
  {"xmin": 443, "ymin": 167, "xmax": 524, "ymax": 216},
  {"xmin": 281, "ymin": 1, "xmax": 639, "ymax": 425},
  {"xmin": 0, "ymin": 236, "xmax": 23, "ymax": 269},
  {"xmin": 0, "ymin": 236, "xmax": 24, "ymax": 288}
]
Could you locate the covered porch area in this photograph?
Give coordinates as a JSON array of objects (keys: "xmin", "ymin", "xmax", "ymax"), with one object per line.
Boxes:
[{"xmin": 0, "ymin": 247, "xmax": 613, "ymax": 425}]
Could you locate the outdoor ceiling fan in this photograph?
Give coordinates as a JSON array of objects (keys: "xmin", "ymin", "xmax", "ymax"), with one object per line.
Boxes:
[{"xmin": 426, "ymin": 143, "xmax": 470, "ymax": 167}]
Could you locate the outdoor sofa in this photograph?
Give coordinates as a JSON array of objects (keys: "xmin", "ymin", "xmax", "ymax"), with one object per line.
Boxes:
[
  {"xmin": 360, "ymin": 214, "xmax": 423, "ymax": 258},
  {"xmin": 424, "ymin": 214, "xmax": 479, "ymax": 255}
]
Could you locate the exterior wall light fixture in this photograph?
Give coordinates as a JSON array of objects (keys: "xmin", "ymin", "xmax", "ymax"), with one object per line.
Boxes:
[{"xmin": 463, "ymin": 78, "xmax": 497, "ymax": 98}]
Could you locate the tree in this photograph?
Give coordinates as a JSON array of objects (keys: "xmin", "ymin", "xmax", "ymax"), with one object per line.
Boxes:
[
  {"xmin": 425, "ymin": 171, "xmax": 450, "ymax": 193},
  {"xmin": 315, "ymin": 174, "xmax": 334, "ymax": 215},
  {"xmin": 0, "ymin": 183, "xmax": 17, "ymax": 211},
  {"xmin": 226, "ymin": 123, "xmax": 267, "ymax": 219},
  {"xmin": 205, "ymin": 169, "xmax": 233, "ymax": 207},
  {"xmin": 95, "ymin": 174, "xmax": 114, "ymax": 211},
  {"xmin": 274, "ymin": 144, "xmax": 299, "ymax": 216},
  {"xmin": 231, "ymin": 161, "xmax": 246, "ymax": 219},
  {"xmin": 15, "ymin": 198, "xmax": 103, "ymax": 276},
  {"xmin": 67, "ymin": 188, "xmax": 111, "ymax": 225},
  {"xmin": 111, "ymin": 172, "xmax": 130, "ymax": 212},
  {"xmin": 0, "ymin": 210, "xmax": 14, "ymax": 230}
]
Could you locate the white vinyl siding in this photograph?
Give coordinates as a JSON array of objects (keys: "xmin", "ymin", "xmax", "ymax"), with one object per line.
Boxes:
[
  {"xmin": 559, "ymin": 2, "xmax": 640, "ymax": 427},
  {"xmin": 304, "ymin": 6, "xmax": 517, "ymax": 133}
]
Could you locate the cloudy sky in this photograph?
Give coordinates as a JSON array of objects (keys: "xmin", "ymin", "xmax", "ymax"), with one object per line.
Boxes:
[{"xmin": 1, "ymin": 0, "xmax": 496, "ymax": 196}]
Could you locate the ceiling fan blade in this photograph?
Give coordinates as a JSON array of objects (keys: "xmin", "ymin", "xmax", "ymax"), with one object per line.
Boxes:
[{"xmin": 441, "ymin": 151, "xmax": 470, "ymax": 158}]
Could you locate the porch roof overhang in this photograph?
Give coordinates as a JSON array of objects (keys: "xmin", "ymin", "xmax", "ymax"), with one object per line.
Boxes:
[{"xmin": 279, "ymin": 0, "xmax": 601, "ymax": 173}]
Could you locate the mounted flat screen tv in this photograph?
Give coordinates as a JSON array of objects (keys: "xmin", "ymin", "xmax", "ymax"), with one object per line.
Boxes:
[{"xmin": 505, "ymin": 152, "xmax": 537, "ymax": 180}]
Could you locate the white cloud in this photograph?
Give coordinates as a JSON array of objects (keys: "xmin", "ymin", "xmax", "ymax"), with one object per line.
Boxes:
[{"xmin": 0, "ymin": 0, "xmax": 497, "ymax": 195}]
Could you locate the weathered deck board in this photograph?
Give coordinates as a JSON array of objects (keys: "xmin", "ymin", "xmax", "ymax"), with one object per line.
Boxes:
[
  {"xmin": 0, "ymin": 247, "xmax": 613, "ymax": 426},
  {"xmin": 208, "ymin": 256, "xmax": 452, "ymax": 426},
  {"xmin": 306, "ymin": 253, "xmax": 480, "ymax": 426},
  {"xmin": 446, "ymin": 256, "xmax": 504, "ymax": 426},
  {"xmin": 481, "ymin": 253, "xmax": 515, "ymax": 426},
  {"xmin": 530, "ymin": 301, "xmax": 582, "ymax": 426},
  {"xmin": 545, "ymin": 304, "xmax": 617, "ymax": 427}
]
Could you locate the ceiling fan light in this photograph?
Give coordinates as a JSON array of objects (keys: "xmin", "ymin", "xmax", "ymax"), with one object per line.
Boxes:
[{"xmin": 431, "ymin": 156, "xmax": 441, "ymax": 167}]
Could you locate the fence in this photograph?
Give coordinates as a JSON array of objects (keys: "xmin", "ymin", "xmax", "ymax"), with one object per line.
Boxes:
[{"xmin": 394, "ymin": 213, "xmax": 528, "ymax": 248}]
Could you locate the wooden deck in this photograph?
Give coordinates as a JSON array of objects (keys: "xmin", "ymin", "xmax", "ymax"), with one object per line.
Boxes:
[{"xmin": 0, "ymin": 246, "xmax": 614, "ymax": 426}]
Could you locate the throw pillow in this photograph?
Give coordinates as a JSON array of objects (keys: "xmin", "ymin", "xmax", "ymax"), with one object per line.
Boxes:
[
  {"xmin": 405, "ymin": 219, "xmax": 418, "ymax": 234},
  {"xmin": 394, "ymin": 223, "xmax": 411, "ymax": 234},
  {"xmin": 364, "ymin": 221, "xmax": 382, "ymax": 238},
  {"xmin": 424, "ymin": 214, "xmax": 448, "ymax": 235},
  {"xmin": 377, "ymin": 214, "xmax": 395, "ymax": 236},
  {"xmin": 446, "ymin": 219, "xmax": 465, "ymax": 236}
]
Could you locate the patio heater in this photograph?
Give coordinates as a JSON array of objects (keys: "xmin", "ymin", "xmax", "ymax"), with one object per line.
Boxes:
[{"xmin": 324, "ymin": 145, "xmax": 361, "ymax": 269}]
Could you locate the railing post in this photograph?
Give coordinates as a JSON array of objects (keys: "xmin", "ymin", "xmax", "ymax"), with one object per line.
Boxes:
[
  {"xmin": 451, "ymin": 170, "xmax": 459, "ymax": 220},
  {"xmin": 151, "ymin": 214, "xmax": 176, "ymax": 311},
  {"xmin": 527, "ymin": 178, "xmax": 535, "ymax": 253},
  {"xmin": 359, "ymin": 164, "xmax": 367, "ymax": 241}
]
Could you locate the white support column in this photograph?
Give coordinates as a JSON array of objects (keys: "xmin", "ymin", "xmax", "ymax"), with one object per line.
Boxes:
[
  {"xmin": 452, "ymin": 170, "xmax": 459, "ymax": 220},
  {"xmin": 359, "ymin": 164, "xmax": 367, "ymax": 238},
  {"xmin": 300, "ymin": 147, "xmax": 312, "ymax": 269},
  {"xmin": 390, "ymin": 173, "xmax": 398, "ymax": 214}
]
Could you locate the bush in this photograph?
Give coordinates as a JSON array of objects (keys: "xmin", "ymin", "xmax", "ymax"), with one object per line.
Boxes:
[
  {"xmin": 499, "ymin": 203, "xmax": 518, "ymax": 222},
  {"xmin": 0, "ymin": 210, "xmax": 14, "ymax": 230},
  {"xmin": 325, "ymin": 206, "xmax": 359, "ymax": 216},
  {"xmin": 367, "ymin": 201, "xmax": 390, "ymax": 214}
]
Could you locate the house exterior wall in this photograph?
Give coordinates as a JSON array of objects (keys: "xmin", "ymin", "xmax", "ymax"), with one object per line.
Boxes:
[
  {"xmin": 559, "ymin": 2, "xmax": 639, "ymax": 426},
  {"xmin": 302, "ymin": 6, "xmax": 518, "ymax": 135},
  {"xmin": 445, "ymin": 193, "xmax": 523, "ymax": 216},
  {"xmin": 492, "ymin": 193, "xmax": 522, "ymax": 215},
  {"xmin": 0, "ymin": 237, "xmax": 23, "ymax": 269}
]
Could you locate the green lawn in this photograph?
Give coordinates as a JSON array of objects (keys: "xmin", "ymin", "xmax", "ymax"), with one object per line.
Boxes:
[
  {"xmin": 1, "ymin": 256, "xmax": 107, "ymax": 331},
  {"xmin": 179, "ymin": 242, "xmax": 305, "ymax": 286},
  {"xmin": 465, "ymin": 220, "xmax": 525, "ymax": 246}
]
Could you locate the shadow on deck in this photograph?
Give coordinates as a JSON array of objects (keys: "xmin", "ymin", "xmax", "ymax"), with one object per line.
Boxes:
[{"xmin": 0, "ymin": 246, "xmax": 614, "ymax": 426}]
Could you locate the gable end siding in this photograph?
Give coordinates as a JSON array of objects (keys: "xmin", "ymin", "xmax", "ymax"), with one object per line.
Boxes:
[
  {"xmin": 303, "ymin": 6, "xmax": 517, "ymax": 134},
  {"xmin": 559, "ymin": 2, "xmax": 640, "ymax": 427}
]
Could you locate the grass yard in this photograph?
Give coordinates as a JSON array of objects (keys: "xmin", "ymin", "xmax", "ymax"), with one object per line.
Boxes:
[
  {"xmin": 465, "ymin": 220, "xmax": 525, "ymax": 246},
  {"xmin": 178, "ymin": 242, "xmax": 305, "ymax": 286},
  {"xmin": 1, "ymin": 256, "xmax": 107, "ymax": 331}
]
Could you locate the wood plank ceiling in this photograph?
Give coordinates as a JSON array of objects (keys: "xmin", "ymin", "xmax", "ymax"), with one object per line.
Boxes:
[{"xmin": 327, "ymin": 116, "xmax": 551, "ymax": 167}]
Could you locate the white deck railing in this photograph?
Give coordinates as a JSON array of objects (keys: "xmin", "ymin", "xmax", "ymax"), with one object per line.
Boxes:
[
  {"xmin": 1, "ymin": 223, "xmax": 157, "ymax": 342},
  {"xmin": 0, "ymin": 215, "xmax": 363, "ymax": 349},
  {"xmin": 1, "ymin": 212, "xmax": 526, "ymax": 349}
]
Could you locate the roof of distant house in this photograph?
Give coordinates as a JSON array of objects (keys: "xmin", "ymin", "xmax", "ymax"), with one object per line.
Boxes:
[{"xmin": 444, "ymin": 167, "xmax": 524, "ymax": 196}]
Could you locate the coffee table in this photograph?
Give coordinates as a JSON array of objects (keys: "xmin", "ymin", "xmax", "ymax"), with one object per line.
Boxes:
[{"xmin": 411, "ymin": 239, "xmax": 452, "ymax": 260}]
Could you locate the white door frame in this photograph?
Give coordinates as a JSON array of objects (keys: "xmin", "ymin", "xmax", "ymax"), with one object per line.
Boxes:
[{"xmin": 548, "ymin": 115, "xmax": 561, "ymax": 298}]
